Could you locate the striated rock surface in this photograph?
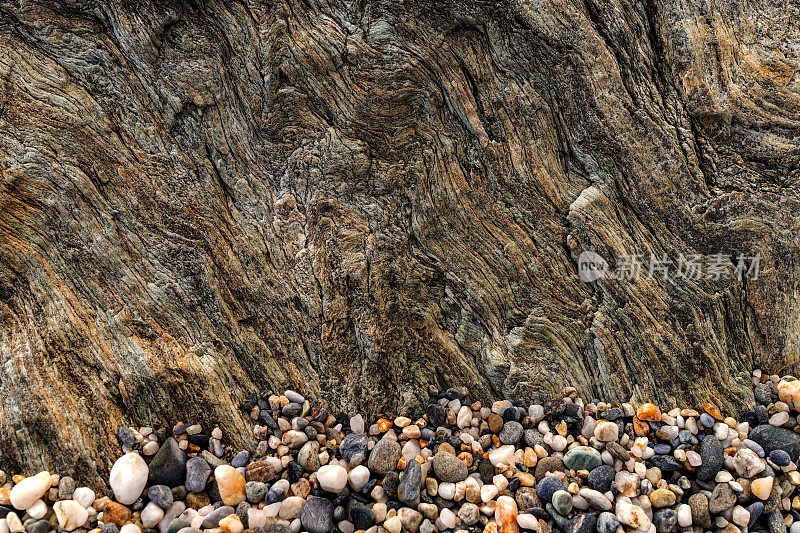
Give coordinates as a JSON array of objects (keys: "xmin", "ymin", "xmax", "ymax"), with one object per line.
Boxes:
[{"xmin": 0, "ymin": 0, "xmax": 799, "ymax": 486}]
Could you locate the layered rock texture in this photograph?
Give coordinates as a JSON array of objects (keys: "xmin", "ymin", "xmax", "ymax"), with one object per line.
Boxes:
[{"xmin": 0, "ymin": 0, "xmax": 798, "ymax": 485}]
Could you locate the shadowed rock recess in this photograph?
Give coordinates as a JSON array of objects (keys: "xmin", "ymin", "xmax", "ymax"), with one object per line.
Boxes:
[{"xmin": 0, "ymin": 0, "xmax": 798, "ymax": 485}]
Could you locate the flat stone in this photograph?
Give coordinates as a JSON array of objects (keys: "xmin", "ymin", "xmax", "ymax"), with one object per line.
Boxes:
[
  {"xmin": 552, "ymin": 490, "xmax": 573, "ymax": 516},
  {"xmin": 537, "ymin": 477, "xmax": 565, "ymax": 503},
  {"xmin": 300, "ymin": 496, "xmax": 334, "ymax": 533},
  {"xmin": 564, "ymin": 446, "xmax": 602, "ymax": 472},
  {"xmin": 148, "ymin": 438, "xmax": 187, "ymax": 487},
  {"xmin": 297, "ymin": 441, "xmax": 321, "ymax": 473},
  {"xmin": 202, "ymin": 506, "xmax": 234, "ymax": 529},
  {"xmin": 535, "ymin": 457, "xmax": 566, "ymax": 482},
  {"xmin": 708, "ymin": 483, "xmax": 736, "ymax": 513},
  {"xmin": 147, "ymin": 485, "xmax": 173, "ymax": 510},
  {"xmin": 750, "ymin": 424, "xmax": 800, "ymax": 462},
  {"xmin": 650, "ymin": 488, "xmax": 676, "ymax": 508}
]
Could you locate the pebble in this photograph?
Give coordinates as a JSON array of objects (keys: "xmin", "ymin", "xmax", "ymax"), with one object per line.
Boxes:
[
  {"xmin": 537, "ymin": 477, "xmax": 565, "ymax": 503},
  {"xmin": 9, "ymin": 472, "xmax": 50, "ymax": 510},
  {"xmin": 214, "ymin": 466, "xmax": 246, "ymax": 506},
  {"xmin": 597, "ymin": 512, "xmax": 620, "ymax": 533},
  {"xmin": 53, "ymin": 500, "xmax": 88, "ymax": 531},
  {"xmin": 71, "ymin": 487, "xmax": 95, "ymax": 508},
  {"xmin": 184, "ymin": 457, "xmax": 211, "ymax": 493},
  {"xmin": 563, "ymin": 446, "xmax": 602, "ymax": 471},
  {"xmin": 593, "ymin": 421, "xmax": 619, "ymax": 442},
  {"xmin": 367, "ymin": 438, "xmax": 400, "ymax": 474},
  {"xmin": 109, "ymin": 453, "xmax": 148, "ymax": 505},
  {"xmin": 751, "ymin": 424, "xmax": 800, "ymax": 461},
  {"xmin": 397, "ymin": 459, "xmax": 422, "ymax": 504},
  {"xmin": 696, "ymin": 434, "xmax": 724, "ymax": 482},
  {"xmin": 316, "ymin": 465, "xmax": 348, "ymax": 493},
  {"xmin": 689, "ymin": 493, "xmax": 712, "ymax": 528},
  {"xmin": 431, "ymin": 452, "xmax": 468, "ymax": 482},
  {"xmin": 499, "ymin": 421, "xmax": 524, "ymax": 444},
  {"xmin": 551, "ymin": 490, "xmax": 573, "ymax": 515},
  {"xmin": 615, "ymin": 500, "xmax": 651, "ymax": 530},
  {"xmin": 752, "ymin": 476, "xmax": 774, "ymax": 499},
  {"xmin": 149, "ymin": 438, "xmax": 187, "ymax": 487}
]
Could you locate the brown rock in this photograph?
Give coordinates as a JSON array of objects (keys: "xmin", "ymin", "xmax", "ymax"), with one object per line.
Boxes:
[
  {"xmin": 488, "ymin": 415, "xmax": 504, "ymax": 434},
  {"xmin": 104, "ymin": 502, "xmax": 131, "ymax": 527},
  {"xmin": 535, "ymin": 457, "xmax": 565, "ymax": 482},
  {"xmin": 245, "ymin": 461, "xmax": 280, "ymax": 483}
]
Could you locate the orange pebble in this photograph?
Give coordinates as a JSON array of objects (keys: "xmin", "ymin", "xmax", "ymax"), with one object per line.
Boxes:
[
  {"xmin": 702, "ymin": 402, "xmax": 723, "ymax": 420},
  {"xmin": 376, "ymin": 419, "xmax": 393, "ymax": 432},
  {"xmin": 636, "ymin": 403, "xmax": 662, "ymax": 422},
  {"xmin": 458, "ymin": 452, "xmax": 474, "ymax": 468}
]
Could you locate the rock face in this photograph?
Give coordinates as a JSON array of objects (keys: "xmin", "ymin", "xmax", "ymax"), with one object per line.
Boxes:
[{"xmin": 0, "ymin": 0, "xmax": 798, "ymax": 485}]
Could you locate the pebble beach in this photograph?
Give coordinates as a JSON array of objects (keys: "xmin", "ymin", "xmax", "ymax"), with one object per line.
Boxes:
[{"xmin": 3, "ymin": 370, "xmax": 800, "ymax": 533}]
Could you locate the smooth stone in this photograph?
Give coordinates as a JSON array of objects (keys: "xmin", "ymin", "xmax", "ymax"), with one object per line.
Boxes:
[
  {"xmin": 650, "ymin": 488, "xmax": 677, "ymax": 508},
  {"xmin": 734, "ymin": 447, "xmax": 766, "ymax": 478},
  {"xmin": 427, "ymin": 404, "xmax": 447, "ymax": 428},
  {"xmin": 398, "ymin": 459, "xmax": 422, "ymax": 505},
  {"xmin": 537, "ymin": 477, "xmax": 565, "ymax": 503},
  {"xmin": 340, "ymin": 434, "xmax": 369, "ymax": 467},
  {"xmin": 676, "ymin": 504, "xmax": 692, "ymax": 528},
  {"xmin": 750, "ymin": 425, "xmax": 800, "ymax": 461},
  {"xmin": 489, "ymin": 445, "xmax": 518, "ymax": 467},
  {"xmin": 120, "ymin": 525, "xmax": 141, "ymax": 533},
  {"xmin": 552, "ymin": 490, "xmax": 573, "ymax": 516},
  {"xmin": 68, "ymin": 487, "xmax": 94, "ymax": 509},
  {"xmin": 9, "ymin": 472, "xmax": 51, "ymax": 511},
  {"xmin": 769, "ymin": 449, "xmax": 791, "ymax": 467},
  {"xmin": 53, "ymin": 500, "xmax": 88, "ymax": 531},
  {"xmin": 58, "ymin": 477, "xmax": 76, "ymax": 500},
  {"xmin": 516, "ymin": 514, "xmax": 539, "ymax": 530},
  {"xmin": 147, "ymin": 485, "xmax": 174, "ymax": 510},
  {"xmin": 752, "ymin": 476, "xmax": 774, "ymax": 500},
  {"xmin": 110, "ymin": 453, "xmax": 149, "ymax": 505},
  {"xmin": 231, "ymin": 451, "xmax": 251, "ymax": 469},
  {"xmin": 594, "ymin": 421, "xmax": 619, "ymax": 442},
  {"xmin": 499, "ymin": 422, "xmax": 524, "ymax": 445},
  {"xmin": 297, "ymin": 441, "xmax": 321, "ymax": 473},
  {"xmin": 348, "ymin": 465, "xmax": 370, "ymax": 492},
  {"xmin": 26, "ymin": 500, "xmax": 46, "ymax": 520},
  {"xmin": 141, "ymin": 502, "xmax": 165, "ymax": 528},
  {"xmin": 184, "ymin": 457, "xmax": 211, "ymax": 493},
  {"xmin": 695, "ymin": 435, "xmax": 724, "ymax": 482},
  {"xmin": 578, "ymin": 488, "xmax": 612, "ymax": 511},
  {"xmin": 25, "ymin": 520, "xmax": 48, "ymax": 533},
  {"xmin": 316, "ymin": 465, "xmax": 348, "ymax": 493},
  {"xmin": 587, "ymin": 465, "xmax": 615, "ymax": 493},
  {"xmin": 564, "ymin": 447, "xmax": 602, "ymax": 472},
  {"xmin": 747, "ymin": 502, "xmax": 765, "ymax": 527},
  {"xmin": 300, "ymin": 497, "xmax": 333, "ymax": 533},
  {"xmin": 432, "ymin": 452, "xmax": 468, "ymax": 482},
  {"xmin": 367, "ymin": 438, "xmax": 401, "ymax": 474},
  {"xmin": 766, "ymin": 510, "xmax": 787, "ymax": 533},
  {"xmin": 202, "ymin": 506, "xmax": 235, "ymax": 528},
  {"xmin": 535, "ymin": 457, "xmax": 566, "ymax": 481},
  {"xmin": 215, "ymin": 465, "xmax": 246, "ymax": 506},
  {"xmin": 496, "ymin": 496, "xmax": 519, "ymax": 533},
  {"xmin": 149, "ymin": 438, "xmax": 187, "ymax": 487}
]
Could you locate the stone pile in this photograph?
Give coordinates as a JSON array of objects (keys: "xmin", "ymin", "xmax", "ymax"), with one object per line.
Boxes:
[{"xmin": 3, "ymin": 370, "xmax": 800, "ymax": 533}]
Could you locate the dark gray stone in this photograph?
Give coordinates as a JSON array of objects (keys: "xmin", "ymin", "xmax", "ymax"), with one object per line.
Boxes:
[
  {"xmin": 340, "ymin": 433, "xmax": 369, "ymax": 466},
  {"xmin": 185, "ymin": 456, "xmax": 211, "ymax": 493},
  {"xmin": 398, "ymin": 459, "xmax": 422, "ymax": 505},
  {"xmin": 148, "ymin": 438, "xmax": 187, "ymax": 487},
  {"xmin": 751, "ymin": 425, "xmax": 800, "ymax": 461},
  {"xmin": 147, "ymin": 485, "xmax": 174, "ymax": 510},
  {"xmin": 695, "ymin": 435, "xmax": 723, "ymax": 482},
  {"xmin": 300, "ymin": 496, "xmax": 334, "ymax": 533}
]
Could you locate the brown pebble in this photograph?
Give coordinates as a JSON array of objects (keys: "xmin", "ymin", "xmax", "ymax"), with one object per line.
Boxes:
[
  {"xmin": 534, "ymin": 456, "xmax": 565, "ymax": 482},
  {"xmin": 438, "ymin": 442, "xmax": 456, "ymax": 456},
  {"xmin": 488, "ymin": 414, "xmax": 504, "ymax": 434},
  {"xmin": 104, "ymin": 502, "xmax": 131, "ymax": 527},
  {"xmin": 633, "ymin": 417, "xmax": 649, "ymax": 437},
  {"xmin": 186, "ymin": 492, "xmax": 211, "ymax": 509},
  {"xmin": 636, "ymin": 403, "xmax": 662, "ymax": 422},
  {"xmin": 702, "ymin": 402, "xmax": 723, "ymax": 420}
]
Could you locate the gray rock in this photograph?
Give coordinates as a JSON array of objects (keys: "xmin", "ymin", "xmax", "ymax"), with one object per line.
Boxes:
[
  {"xmin": 300, "ymin": 496, "xmax": 334, "ymax": 533},
  {"xmin": 349, "ymin": 501, "xmax": 375, "ymax": 531},
  {"xmin": 597, "ymin": 512, "xmax": 620, "ymax": 533},
  {"xmin": 653, "ymin": 509, "xmax": 677, "ymax": 533},
  {"xmin": 202, "ymin": 506, "xmax": 235, "ymax": 529},
  {"xmin": 340, "ymin": 433, "xmax": 370, "ymax": 467},
  {"xmin": 58, "ymin": 476, "xmax": 76, "ymax": 500},
  {"xmin": 245, "ymin": 481, "xmax": 267, "ymax": 503},
  {"xmin": 431, "ymin": 451, "xmax": 468, "ymax": 482},
  {"xmin": 751, "ymin": 425, "xmax": 800, "ymax": 461},
  {"xmin": 696, "ymin": 435, "xmax": 724, "ymax": 482},
  {"xmin": 565, "ymin": 513, "xmax": 598, "ymax": 533},
  {"xmin": 231, "ymin": 451, "xmax": 250, "ymax": 468},
  {"xmin": 149, "ymin": 438, "xmax": 187, "ymax": 487},
  {"xmin": 398, "ymin": 459, "xmax": 422, "ymax": 505},
  {"xmin": 367, "ymin": 437, "xmax": 401, "ymax": 475},
  {"xmin": 708, "ymin": 483, "xmax": 736, "ymax": 513},
  {"xmin": 185, "ymin": 456, "xmax": 211, "ymax": 493},
  {"xmin": 587, "ymin": 464, "xmax": 615, "ymax": 493},
  {"xmin": 298, "ymin": 441, "xmax": 321, "ymax": 472},
  {"xmin": 147, "ymin": 485, "xmax": 174, "ymax": 510},
  {"xmin": 767, "ymin": 510, "xmax": 787, "ymax": 533},
  {"xmin": 499, "ymin": 421, "xmax": 523, "ymax": 444},
  {"xmin": 688, "ymin": 493, "xmax": 711, "ymax": 528}
]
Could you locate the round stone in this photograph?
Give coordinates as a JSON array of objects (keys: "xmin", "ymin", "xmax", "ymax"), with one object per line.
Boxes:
[
  {"xmin": 499, "ymin": 421, "xmax": 524, "ymax": 444},
  {"xmin": 587, "ymin": 465, "xmax": 615, "ymax": 493},
  {"xmin": 316, "ymin": 465, "xmax": 348, "ymax": 493},
  {"xmin": 594, "ymin": 421, "xmax": 619, "ymax": 442},
  {"xmin": 769, "ymin": 449, "xmax": 791, "ymax": 467},
  {"xmin": 53, "ymin": 500, "xmax": 89, "ymax": 531},
  {"xmin": 432, "ymin": 452, "xmax": 468, "ymax": 482},
  {"xmin": 348, "ymin": 465, "xmax": 370, "ymax": 492},
  {"xmin": 649, "ymin": 488, "xmax": 676, "ymax": 508},
  {"xmin": 71, "ymin": 487, "xmax": 95, "ymax": 508},
  {"xmin": 367, "ymin": 437, "xmax": 401, "ymax": 474},
  {"xmin": 652, "ymin": 509, "xmax": 677, "ymax": 533},
  {"xmin": 537, "ymin": 476, "xmax": 565, "ymax": 503},
  {"xmin": 552, "ymin": 490, "xmax": 573, "ymax": 516},
  {"xmin": 110, "ymin": 453, "xmax": 148, "ymax": 505},
  {"xmin": 147, "ymin": 485, "xmax": 173, "ymax": 510}
]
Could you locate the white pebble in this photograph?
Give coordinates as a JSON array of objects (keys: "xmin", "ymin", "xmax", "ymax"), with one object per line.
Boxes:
[
  {"xmin": 9, "ymin": 471, "xmax": 51, "ymax": 510},
  {"xmin": 53, "ymin": 500, "xmax": 89, "ymax": 531},
  {"xmin": 316, "ymin": 464, "xmax": 348, "ymax": 493},
  {"xmin": 109, "ymin": 453, "xmax": 148, "ymax": 505},
  {"xmin": 72, "ymin": 487, "xmax": 96, "ymax": 508}
]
